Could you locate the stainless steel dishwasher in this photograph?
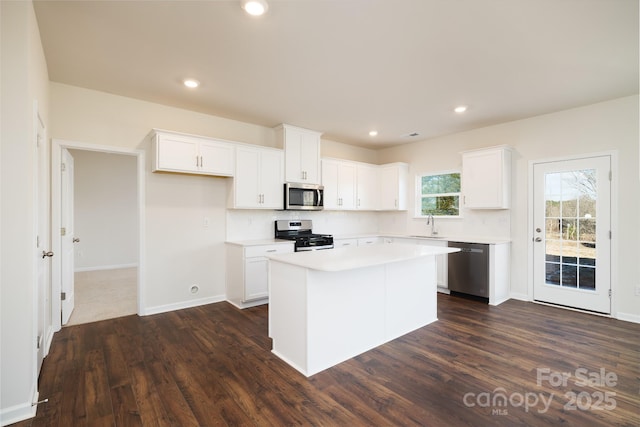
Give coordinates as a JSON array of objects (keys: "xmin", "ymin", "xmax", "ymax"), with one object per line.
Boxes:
[{"xmin": 447, "ymin": 241, "xmax": 489, "ymax": 298}]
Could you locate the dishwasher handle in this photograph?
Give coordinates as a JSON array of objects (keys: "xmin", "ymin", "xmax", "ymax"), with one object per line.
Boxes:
[{"xmin": 458, "ymin": 247, "xmax": 484, "ymax": 254}]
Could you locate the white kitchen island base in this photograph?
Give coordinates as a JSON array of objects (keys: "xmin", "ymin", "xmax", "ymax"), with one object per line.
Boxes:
[{"xmin": 268, "ymin": 244, "xmax": 457, "ymax": 377}]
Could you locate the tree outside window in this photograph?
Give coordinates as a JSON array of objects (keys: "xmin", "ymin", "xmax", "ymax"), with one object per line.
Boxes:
[{"xmin": 417, "ymin": 171, "xmax": 461, "ymax": 217}]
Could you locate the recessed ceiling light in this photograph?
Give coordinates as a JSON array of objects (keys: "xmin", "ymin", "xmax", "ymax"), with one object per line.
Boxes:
[
  {"xmin": 183, "ymin": 79, "xmax": 200, "ymax": 89},
  {"xmin": 369, "ymin": 130, "xmax": 378, "ymax": 137},
  {"xmin": 241, "ymin": 0, "xmax": 268, "ymax": 16},
  {"xmin": 454, "ymin": 105, "xmax": 468, "ymax": 113}
]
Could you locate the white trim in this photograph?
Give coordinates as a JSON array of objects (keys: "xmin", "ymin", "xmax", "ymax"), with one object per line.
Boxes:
[
  {"xmin": 616, "ymin": 312, "xmax": 640, "ymax": 324},
  {"xmin": 143, "ymin": 295, "xmax": 226, "ymax": 316},
  {"xmin": 509, "ymin": 292, "xmax": 529, "ymax": 302},
  {"xmin": 0, "ymin": 388, "xmax": 38, "ymax": 427},
  {"xmin": 51, "ymin": 139, "xmax": 145, "ymax": 332},
  {"xmin": 527, "ymin": 150, "xmax": 618, "ymax": 315},
  {"xmin": 74, "ymin": 263, "xmax": 138, "ymax": 273}
]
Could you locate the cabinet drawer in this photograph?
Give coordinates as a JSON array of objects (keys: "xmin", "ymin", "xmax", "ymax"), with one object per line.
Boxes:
[{"xmin": 244, "ymin": 244, "xmax": 294, "ymax": 258}]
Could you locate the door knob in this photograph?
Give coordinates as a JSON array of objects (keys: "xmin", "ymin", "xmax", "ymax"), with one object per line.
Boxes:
[
  {"xmin": 73, "ymin": 238, "xmax": 80, "ymax": 243},
  {"xmin": 534, "ymin": 237, "xmax": 542, "ymax": 242},
  {"xmin": 42, "ymin": 251, "xmax": 54, "ymax": 259}
]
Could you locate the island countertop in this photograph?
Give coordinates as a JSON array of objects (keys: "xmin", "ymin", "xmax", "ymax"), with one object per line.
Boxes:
[{"xmin": 267, "ymin": 242, "xmax": 459, "ymax": 272}]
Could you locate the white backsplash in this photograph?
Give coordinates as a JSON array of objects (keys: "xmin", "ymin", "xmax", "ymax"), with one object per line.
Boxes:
[
  {"xmin": 227, "ymin": 208, "xmax": 510, "ymax": 241},
  {"xmin": 378, "ymin": 209, "xmax": 511, "ymax": 240},
  {"xmin": 226, "ymin": 210, "xmax": 380, "ymax": 241}
]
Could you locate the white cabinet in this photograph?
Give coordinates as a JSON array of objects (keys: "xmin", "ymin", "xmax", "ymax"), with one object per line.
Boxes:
[
  {"xmin": 357, "ymin": 237, "xmax": 383, "ymax": 246},
  {"xmin": 462, "ymin": 146, "xmax": 512, "ymax": 209},
  {"xmin": 276, "ymin": 124, "xmax": 322, "ymax": 184},
  {"xmin": 321, "ymin": 159, "xmax": 357, "ymax": 210},
  {"xmin": 333, "ymin": 238, "xmax": 359, "ymax": 248},
  {"xmin": 356, "ymin": 164, "xmax": 379, "ymax": 210},
  {"xmin": 226, "ymin": 242, "xmax": 295, "ymax": 308},
  {"xmin": 231, "ymin": 146, "xmax": 284, "ymax": 209},
  {"xmin": 152, "ymin": 130, "xmax": 234, "ymax": 176},
  {"xmin": 378, "ymin": 163, "xmax": 409, "ymax": 210},
  {"xmin": 415, "ymin": 239, "xmax": 449, "ymax": 290}
]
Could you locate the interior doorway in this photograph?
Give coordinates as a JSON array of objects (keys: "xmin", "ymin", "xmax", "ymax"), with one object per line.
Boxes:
[
  {"xmin": 66, "ymin": 149, "xmax": 138, "ymax": 325},
  {"xmin": 51, "ymin": 140, "xmax": 145, "ymax": 331},
  {"xmin": 532, "ymin": 154, "xmax": 612, "ymax": 314}
]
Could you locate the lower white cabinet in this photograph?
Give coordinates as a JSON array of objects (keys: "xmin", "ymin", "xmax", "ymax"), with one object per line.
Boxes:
[
  {"xmin": 357, "ymin": 237, "xmax": 383, "ymax": 246},
  {"xmin": 414, "ymin": 239, "xmax": 448, "ymax": 290},
  {"xmin": 333, "ymin": 238, "xmax": 359, "ymax": 248},
  {"xmin": 226, "ymin": 242, "xmax": 294, "ymax": 308}
]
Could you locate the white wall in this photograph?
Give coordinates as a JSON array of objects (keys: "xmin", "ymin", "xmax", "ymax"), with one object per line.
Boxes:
[
  {"xmin": 0, "ymin": 1, "xmax": 50, "ymax": 424},
  {"xmin": 378, "ymin": 96, "xmax": 640, "ymax": 321},
  {"xmin": 50, "ymin": 83, "xmax": 276, "ymax": 314},
  {"xmin": 69, "ymin": 149, "xmax": 138, "ymax": 270}
]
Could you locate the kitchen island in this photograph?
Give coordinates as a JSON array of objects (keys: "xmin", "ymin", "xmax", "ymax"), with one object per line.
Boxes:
[{"xmin": 267, "ymin": 243, "xmax": 459, "ymax": 376}]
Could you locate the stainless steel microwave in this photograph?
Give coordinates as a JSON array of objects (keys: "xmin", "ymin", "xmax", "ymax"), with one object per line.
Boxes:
[{"xmin": 284, "ymin": 183, "xmax": 324, "ymax": 210}]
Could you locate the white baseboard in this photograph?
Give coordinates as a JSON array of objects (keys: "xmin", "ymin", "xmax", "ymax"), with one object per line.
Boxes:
[
  {"xmin": 141, "ymin": 294, "xmax": 226, "ymax": 316},
  {"xmin": 0, "ymin": 392, "xmax": 37, "ymax": 427},
  {"xmin": 616, "ymin": 312, "xmax": 640, "ymax": 324},
  {"xmin": 74, "ymin": 263, "xmax": 138, "ymax": 272},
  {"xmin": 509, "ymin": 292, "xmax": 529, "ymax": 302}
]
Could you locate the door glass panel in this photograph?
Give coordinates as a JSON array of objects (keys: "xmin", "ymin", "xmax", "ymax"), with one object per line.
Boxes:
[{"xmin": 544, "ymin": 169, "xmax": 597, "ymax": 291}]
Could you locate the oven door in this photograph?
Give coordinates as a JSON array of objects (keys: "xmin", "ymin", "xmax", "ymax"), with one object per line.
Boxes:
[{"xmin": 285, "ymin": 183, "xmax": 324, "ymax": 210}]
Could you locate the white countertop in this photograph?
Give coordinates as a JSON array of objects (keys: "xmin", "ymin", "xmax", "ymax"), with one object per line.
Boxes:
[
  {"xmin": 225, "ymin": 239, "xmax": 294, "ymax": 247},
  {"xmin": 267, "ymin": 242, "xmax": 459, "ymax": 272},
  {"xmin": 332, "ymin": 233, "xmax": 511, "ymax": 245}
]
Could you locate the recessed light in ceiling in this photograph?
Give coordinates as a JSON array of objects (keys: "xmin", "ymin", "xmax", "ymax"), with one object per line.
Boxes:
[
  {"xmin": 183, "ymin": 79, "xmax": 200, "ymax": 88},
  {"xmin": 241, "ymin": 0, "xmax": 268, "ymax": 16},
  {"xmin": 369, "ymin": 130, "xmax": 378, "ymax": 137},
  {"xmin": 454, "ymin": 105, "xmax": 468, "ymax": 113}
]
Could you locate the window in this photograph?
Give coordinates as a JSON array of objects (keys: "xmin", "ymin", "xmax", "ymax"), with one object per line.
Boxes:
[{"xmin": 417, "ymin": 171, "xmax": 461, "ymax": 217}]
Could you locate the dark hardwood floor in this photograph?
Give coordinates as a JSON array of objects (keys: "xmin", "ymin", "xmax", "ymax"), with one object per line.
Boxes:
[{"xmin": 12, "ymin": 294, "xmax": 640, "ymax": 426}]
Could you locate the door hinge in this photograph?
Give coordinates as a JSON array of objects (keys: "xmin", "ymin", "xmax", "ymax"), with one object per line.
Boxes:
[
  {"xmin": 608, "ymin": 289, "xmax": 612, "ymax": 298},
  {"xmin": 61, "ymin": 162, "xmax": 66, "ymax": 172},
  {"xmin": 608, "ymin": 170, "xmax": 612, "ymax": 181},
  {"xmin": 61, "ymin": 292, "xmax": 66, "ymax": 301},
  {"xmin": 61, "ymin": 227, "xmax": 66, "ymax": 236},
  {"xmin": 36, "ymin": 235, "xmax": 40, "ymax": 248},
  {"xmin": 36, "ymin": 335, "xmax": 41, "ymax": 350},
  {"xmin": 609, "ymin": 230, "xmax": 612, "ymax": 239}
]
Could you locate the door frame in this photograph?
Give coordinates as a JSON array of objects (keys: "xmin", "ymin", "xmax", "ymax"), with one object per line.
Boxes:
[
  {"xmin": 527, "ymin": 150, "xmax": 619, "ymax": 317},
  {"xmin": 51, "ymin": 139, "xmax": 146, "ymax": 332}
]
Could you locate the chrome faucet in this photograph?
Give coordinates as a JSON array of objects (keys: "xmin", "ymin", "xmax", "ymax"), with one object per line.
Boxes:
[{"xmin": 426, "ymin": 214, "xmax": 437, "ymax": 236}]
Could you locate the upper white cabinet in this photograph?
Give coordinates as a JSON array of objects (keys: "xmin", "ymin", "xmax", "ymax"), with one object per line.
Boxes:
[
  {"xmin": 152, "ymin": 130, "xmax": 234, "ymax": 176},
  {"xmin": 462, "ymin": 146, "xmax": 512, "ymax": 209},
  {"xmin": 356, "ymin": 164, "xmax": 379, "ymax": 210},
  {"xmin": 322, "ymin": 159, "xmax": 357, "ymax": 210},
  {"xmin": 378, "ymin": 163, "xmax": 409, "ymax": 211},
  {"xmin": 276, "ymin": 124, "xmax": 322, "ymax": 184},
  {"xmin": 230, "ymin": 145, "xmax": 284, "ymax": 209}
]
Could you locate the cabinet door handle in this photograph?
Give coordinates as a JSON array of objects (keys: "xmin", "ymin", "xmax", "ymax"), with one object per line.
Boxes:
[
  {"xmin": 199, "ymin": 156, "xmax": 203, "ymax": 168},
  {"xmin": 266, "ymin": 249, "xmax": 277, "ymax": 252}
]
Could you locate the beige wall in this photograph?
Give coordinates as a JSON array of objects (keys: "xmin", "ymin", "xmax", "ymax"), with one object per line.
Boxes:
[
  {"xmin": 1, "ymin": 0, "xmax": 50, "ymax": 423},
  {"xmin": 378, "ymin": 95, "xmax": 640, "ymax": 320},
  {"xmin": 70, "ymin": 149, "xmax": 138, "ymax": 270}
]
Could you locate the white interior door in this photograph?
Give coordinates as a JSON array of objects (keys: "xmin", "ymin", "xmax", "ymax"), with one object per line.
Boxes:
[
  {"xmin": 61, "ymin": 149, "xmax": 75, "ymax": 324},
  {"xmin": 533, "ymin": 155, "xmax": 611, "ymax": 314},
  {"xmin": 35, "ymin": 110, "xmax": 49, "ymax": 371}
]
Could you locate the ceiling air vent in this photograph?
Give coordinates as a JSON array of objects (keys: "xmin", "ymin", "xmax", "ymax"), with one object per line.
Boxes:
[{"xmin": 402, "ymin": 132, "xmax": 421, "ymax": 138}]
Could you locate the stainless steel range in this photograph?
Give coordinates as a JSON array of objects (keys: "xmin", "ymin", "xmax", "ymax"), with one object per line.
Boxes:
[{"xmin": 274, "ymin": 220, "xmax": 334, "ymax": 251}]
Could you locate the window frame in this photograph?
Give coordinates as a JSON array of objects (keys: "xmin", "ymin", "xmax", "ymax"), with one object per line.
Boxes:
[{"xmin": 415, "ymin": 170, "xmax": 462, "ymax": 218}]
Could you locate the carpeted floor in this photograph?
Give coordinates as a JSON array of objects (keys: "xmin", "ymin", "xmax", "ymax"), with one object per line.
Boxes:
[{"xmin": 66, "ymin": 267, "xmax": 137, "ymax": 326}]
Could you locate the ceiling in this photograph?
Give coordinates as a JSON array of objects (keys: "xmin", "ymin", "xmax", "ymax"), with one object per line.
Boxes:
[{"xmin": 33, "ymin": 0, "xmax": 639, "ymax": 148}]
